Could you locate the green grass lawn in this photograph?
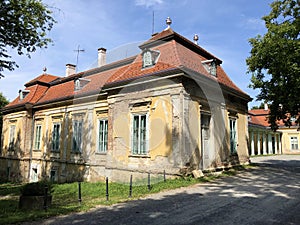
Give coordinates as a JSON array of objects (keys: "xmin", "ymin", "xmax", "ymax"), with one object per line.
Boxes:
[{"xmin": 0, "ymin": 165, "xmax": 251, "ymax": 224}]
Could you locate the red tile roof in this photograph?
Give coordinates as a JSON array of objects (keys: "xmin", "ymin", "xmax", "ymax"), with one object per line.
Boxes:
[
  {"xmin": 248, "ymin": 109, "xmax": 270, "ymax": 127},
  {"xmin": 3, "ymin": 28, "xmax": 251, "ymax": 111},
  {"xmin": 25, "ymin": 74, "xmax": 59, "ymax": 87},
  {"xmin": 248, "ymin": 109, "xmax": 297, "ymax": 128},
  {"xmin": 144, "ymin": 28, "xmax": 222, "ymax": 64},
  {"xmin": 5, "ymin": 85, "xmax": 49, "ymax": 109}
]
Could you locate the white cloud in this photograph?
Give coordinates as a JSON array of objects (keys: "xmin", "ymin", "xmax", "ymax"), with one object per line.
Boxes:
[
  {"xmin": 242, "ymin": 17, "xmax": 265, "ymax": 30},
  {"xmin": 135, "ymin": 0, "xmax": 164, "ymax": 8}
]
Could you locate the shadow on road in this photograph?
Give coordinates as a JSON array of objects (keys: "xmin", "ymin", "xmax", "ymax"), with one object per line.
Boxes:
[{"xmin": 26, "ymin": 156, "xmax": 300, "ymax": 225}]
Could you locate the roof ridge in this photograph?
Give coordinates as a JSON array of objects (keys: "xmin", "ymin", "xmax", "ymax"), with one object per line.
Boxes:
[
  {"xmin": 26, "ymin": 85, "xmax": 38, "ymax": 104},
  {"xmin": 33, "ymin": 85, "xmax": 50, "ymax": 104},
  {"xmin": 50, "ymin": 55, "xmax": 137, "ymax": 86},
  {"xmin": 25, "ymin": 74, "xmax": 60, "ymax": 87},
  {"xmin": 172, "ymin": 40, "xmax": 182, "ymax": 67}
]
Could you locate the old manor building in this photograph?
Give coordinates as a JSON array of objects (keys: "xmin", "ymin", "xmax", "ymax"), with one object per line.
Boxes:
[{"xmin": 1, "ymin": 20, "xmax": 252, "ymax": 183}]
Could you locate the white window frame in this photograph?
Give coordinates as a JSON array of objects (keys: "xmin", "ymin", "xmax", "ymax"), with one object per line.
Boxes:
[
  {"xmin": 31, "ymin": 168, "xmax": 38, "ymax": 182},
  {"xmin": 229, "ymin": 118, "xmax": 237, "ymax": 154},
  {"xmin": 8, "ymin": 125, "xmax": 16, "ymax": 150},
  {"xmin": 97, "ymin": 119, "xmax": 108, "ymax": 153},
  {"xmin": 72, "ymin": 120, "xmax": 83, "ymax": 152},
  {"xmin": 52, "ymin": 123, "xmax": 61, "ymax": 152},
  {"xmin": 131, "ymin": 113, "xmax": 149, "ymax": 155},
  {"xmin": 34, "ymin": 124, "xmax": 42, "ymax": 150},
  {"xmin": 290, "ymin": 136, "xmax": 299, "ymax": 150}
]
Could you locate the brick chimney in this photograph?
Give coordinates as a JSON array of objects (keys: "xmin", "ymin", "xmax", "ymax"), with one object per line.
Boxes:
[
  {"xmin": 65, "ymin": 64, "xmax": 76, "ymax": 77},
  {"xmin": 98, "ymin": 48, "xmax": 106, "ymax": 67}
]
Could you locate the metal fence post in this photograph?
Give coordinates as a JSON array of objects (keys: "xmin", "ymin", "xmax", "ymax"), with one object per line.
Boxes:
[
  {"xmin": 106, "ymin": 177, "xmax": 109, "ymax": 201},
  {"xmin": 148, "ymin": 172, "xmax": 151, "ymax": 191},
  {"xmin": 129, "ymin": 174, "xmax": 133, "ymax": 198},
  {"xmin": 78, "ymin": 182, "xmax": 82, "ymax": 205}
]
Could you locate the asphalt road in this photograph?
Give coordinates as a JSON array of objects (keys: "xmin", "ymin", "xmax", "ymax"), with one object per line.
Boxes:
[{"xmin": 24, "ymin": 155, "xmax": 300, "ymax": 225}]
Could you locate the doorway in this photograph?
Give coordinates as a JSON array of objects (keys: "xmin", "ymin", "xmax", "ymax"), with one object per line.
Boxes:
[{"xmin": 201, "ymin": 114, "xmax": 211, "ymax": 170}]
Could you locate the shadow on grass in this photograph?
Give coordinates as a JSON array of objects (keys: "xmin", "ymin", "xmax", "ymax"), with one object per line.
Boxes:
[
  {"xmin": 2, "ymin": 159, "xmax": 300, "ymax": 224},
  {"xmin": 29, "ymin": 161, "xmax": 300, "ymax": 225},
  {"xmin": 19, "ymin": 158, "xmax": 300, "ymax": 225}
]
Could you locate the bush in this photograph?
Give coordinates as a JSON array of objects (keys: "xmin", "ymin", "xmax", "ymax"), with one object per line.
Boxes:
[{"xmin": 20, "ymin": 181, "xmax": 53, "ymax": 196}]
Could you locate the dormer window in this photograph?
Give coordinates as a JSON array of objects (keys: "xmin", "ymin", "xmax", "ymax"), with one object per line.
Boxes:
[
  {"xmin": 74, "ymin": 78, "xmax": 90, "ymax": 91},
  {"xmin": 202, "ymin": 59, "xmax": 217, "ymax": 76},
  {"xmin": 248, "ymin": 115, "xmax": 252, "ymax": 122},
  {"xmin": 142, "ymin": 49, "xmax": 160, "ymax": 68},
  {"xmin": 75, "ymin": 79, "xmax": 80, "ymax": 91},
  {"xmin": 19, "ymin": 90, "xmax": 30, "ymax": 100}
]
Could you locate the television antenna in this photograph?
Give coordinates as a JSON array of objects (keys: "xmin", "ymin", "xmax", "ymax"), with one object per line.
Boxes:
[
  {"xmin": 152, "ymin": 11, "xmax": 155, "ymax": 34},
  {"xmin": 74, "ymin": 45, "xmax": 85, "ymax": 71}
]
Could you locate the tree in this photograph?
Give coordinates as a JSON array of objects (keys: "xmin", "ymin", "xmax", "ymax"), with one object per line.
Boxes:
[
  {"xmin": 251, "ymin": 102, "xmax": 266, "ymax": 110},
  {"xmin": 0, "ymin": 92, "xmax": 9, "ymax": 145},
  {"xmin": 0, "ymin": 0, "xmax": 56, "ymax": 78},
  {"xmin": 246, "ymin": 0, "xmax": 300, "ymax": 130}
]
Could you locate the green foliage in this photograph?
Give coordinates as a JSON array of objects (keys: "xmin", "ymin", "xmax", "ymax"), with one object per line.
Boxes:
[
  {"xmin": 0, "ymin": 92, "xmax": 9, "ymax": 109},
  {"xmin": 0, "ymin": 183, "xmax": 22, "ymax": 196},
  {"xmin": 251, "ymin": 102, "xmax": 266, "ymax": 110},
  {"xmin": 0, "ymin": 0, "xmax": 56, "ymax": 77},
  {"xmin": 246, "ymin": 0, "xmax": 300, "ymax": 130},
  {"xmin": 20, "ymin": 181, "xmax": 53, "ymax": 196},
  {"xmin": 0, "ymin": 92, "xmax": 9, "ymax": 144}
]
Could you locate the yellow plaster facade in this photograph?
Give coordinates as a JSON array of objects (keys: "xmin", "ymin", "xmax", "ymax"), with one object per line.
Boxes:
[{"xmin": 278, "ymin": 127, "xmax": 300, "ymax": 154}]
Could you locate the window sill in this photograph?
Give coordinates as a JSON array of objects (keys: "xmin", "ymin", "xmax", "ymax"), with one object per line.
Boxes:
[
  {"xmin": 71, "ymin": 151, "xmax": 82, "ymax": 155},
  {"xmin": 95, "ymin": 152, "xmax": 107, "ymax": 155},
  {"xmin": 33, "ymin": 149, "xmax": 41, "ymax": 152},
  {"xmin": 129, "ymin": 154, "xmax": 150, "ymax": 158},
  {"xmin": 51, "ymin": 150, "xmax": 60, "ymax": 153}
]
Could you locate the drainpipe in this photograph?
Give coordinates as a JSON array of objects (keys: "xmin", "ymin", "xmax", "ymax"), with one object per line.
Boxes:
[
  {"xmin": 25, "ymin": 103, "xmax": 34, "ymax": 182},
  {"xmin": 28, "ymin": 114, "xmax": 34, "ymax": 181}
]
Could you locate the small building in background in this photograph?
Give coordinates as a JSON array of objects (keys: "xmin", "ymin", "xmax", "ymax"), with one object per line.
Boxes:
[
  {"xmin": 248, "ymin": 107, "xmax": 282, "ymax": 156},
  {"xmin": 248, "ymin": 104, "xmax": 300, "ymax": 156},
  {"xmin": 278, "ymin": 122, "xmax": 300, "ymax": 155}
]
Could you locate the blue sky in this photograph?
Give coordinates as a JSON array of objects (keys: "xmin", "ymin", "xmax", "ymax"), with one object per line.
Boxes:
[{"xmin": 0, "ymin": 0, "xmax": 273, "ymax": 107}]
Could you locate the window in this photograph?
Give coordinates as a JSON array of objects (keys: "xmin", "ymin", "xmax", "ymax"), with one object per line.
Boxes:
[
  {"xmin": 72, "ymin": 120, "xmax": 83, "ymax": 152},
  {"xmin": 132, "ymin": 114, "xmax": 147, "ymax": 155},
  {"xmin": 142, "ymin": 49, "xmax": 160, "ymax": 68},
  {"xmin": 202, "ymin": 59, "xmax": 217, "ymax": 76},
  {"xmin": 52, "ymin": 123, "xmax": 61, "ymax": 152},
  {"xmin": 34, "ymin": 125, "xmax": 42, "ymax": 150},
  {"xmin": 290, "ymin": 136, "xmax": 298, "ymax": 150},
  {"xmin": 19, "ymin": 90, "xmax": 30, "ymax": 100},
  {"xmin": 50, "ymin": 170, "xmax": 56, "ymax": 182},
  {"xmin": 8, "ymin": 125, "xmax": 15, "ymax": 150},
  {"xmin": 74, "ymin": 78, "xmax": 90, "ymax": 91},
  {"xmin": 210, "ymin": 60, "xmax": 217, "ymax": 76},
  {"xmin": 74, "ymin": 79, "xmax": 81, "ymax": 91},
  {"xmin": 31, "ymin": 168, "xmax": 38, "ymax": 182},
  {"xmin": 229, "ymin": 119, "xmax": 237, "ymax": 154},
  {"xmin": 97, "ymin": 119, "xmax": 108, "ymax": 153}
]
